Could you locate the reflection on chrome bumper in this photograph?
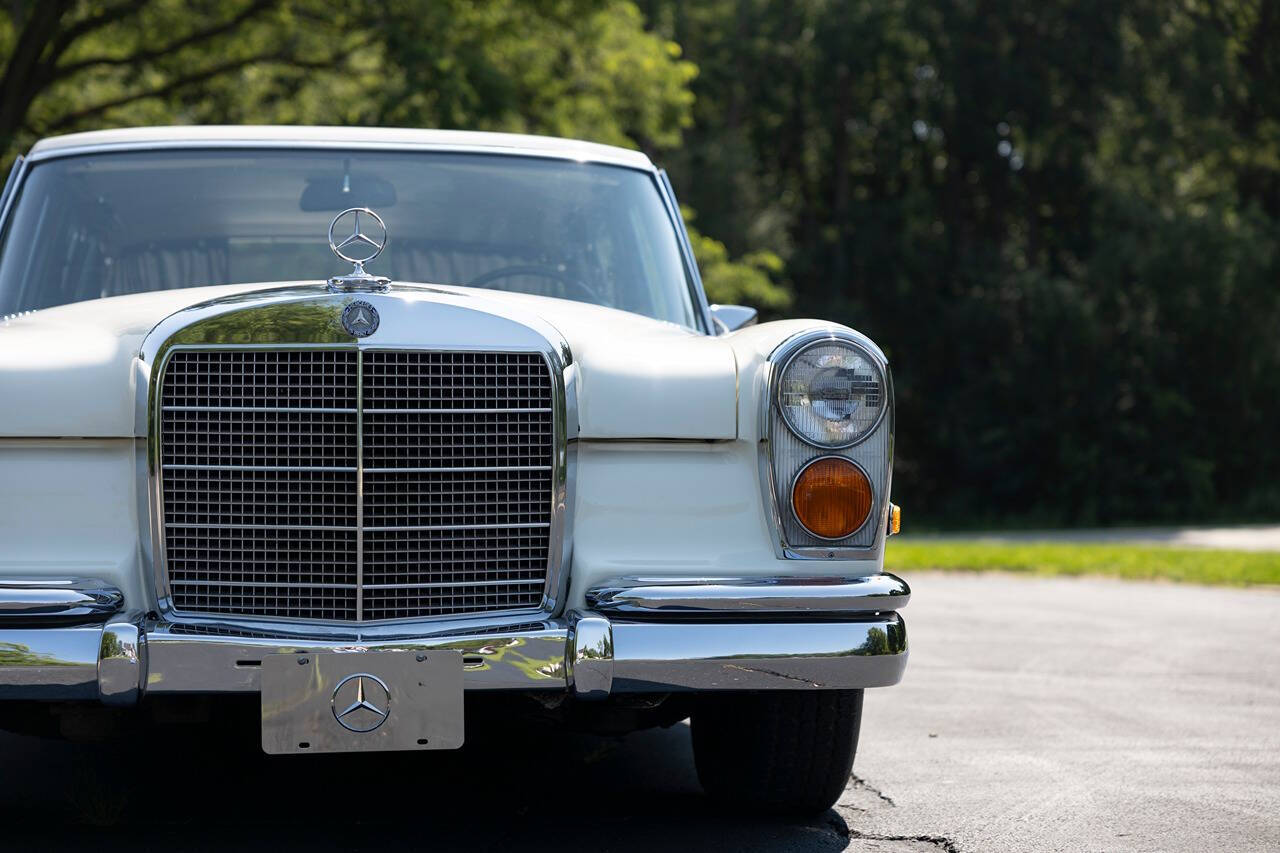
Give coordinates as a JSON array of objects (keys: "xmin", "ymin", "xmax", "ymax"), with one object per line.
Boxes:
[
  {"xmin": 0, "ymin": 575, "xmax": 908, "ymax": 703},
  {"xmin": 585, "ymin": 573, "xmax": 910, "ymax": 617},
  {"xmin": 573, "ymin": 613, "xmax": 906, "ymax": 695},
  {"xmin": 0, "ymin": 577, "xmax": 131, "ymax": 701},
  {"xmin": 0, "ymin": 577, "xmax": 124, "ymax": 623}
]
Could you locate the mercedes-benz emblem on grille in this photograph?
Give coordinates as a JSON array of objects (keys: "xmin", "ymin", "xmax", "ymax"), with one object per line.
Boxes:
[
  {"xmin": 331, "ymin": 673, "xmax": 391, "ymax": 733},
  {"xmin": 329, "ymin": 207, "xmax": 387, "ymax": 265},
  {"xmin": 341, "ymin": 299, "xmax": 380, "ymax": 337}
]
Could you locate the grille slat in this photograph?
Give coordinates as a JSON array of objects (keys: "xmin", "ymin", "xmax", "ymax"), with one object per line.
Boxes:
[
  {"xmin": 362, "ymin": 411, "xmax": 553, "ymax": 469},
  {"xmin": 159, "ymin": 348, "xmax": 554, "ymax": 622}
]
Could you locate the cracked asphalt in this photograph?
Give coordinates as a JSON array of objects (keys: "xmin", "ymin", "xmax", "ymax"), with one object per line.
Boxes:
[{"xmin": 2, "ymin": 571, "xmax": 1277, "ymax": 851}]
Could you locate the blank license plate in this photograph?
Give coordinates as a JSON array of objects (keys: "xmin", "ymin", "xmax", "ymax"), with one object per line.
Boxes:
[{"xmin": 261, "ymin": 650, "xmax": 464, "ymax": 755}]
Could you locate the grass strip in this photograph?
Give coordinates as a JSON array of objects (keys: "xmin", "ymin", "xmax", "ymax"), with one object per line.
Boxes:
[{"xmin": 883, "ymin": 541, "xmax": 1280, "ymax": 586}]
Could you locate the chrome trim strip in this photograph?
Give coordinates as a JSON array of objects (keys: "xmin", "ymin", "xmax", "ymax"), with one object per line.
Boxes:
[
  {"xmin": 577, "ymin": 437, "xmax": 736, "ymax": 445},
  {"xmin": 585, "ymin": 573, "xmax": 910, "ymax": 617},
  {"xmin": 167, "ymin": 578, "xmax": 546, "ymax": 592},
  {"xmin": 355, "ymin": 348, "xmax": 365, "ymax": 622},
  {"xmin": 164, "ymin": 521, "xmax": 552, "ymax": 533},
  {"xmin": 160, "ymin": 463, "xmax": 553, "ymax": 474},
  {"xmin": 131, "ymin": 610, "xmax": 557, "ymax": 641},
  {"xmin": 0, "ymin": 578, "xmax": 123, "ymax": 623}
]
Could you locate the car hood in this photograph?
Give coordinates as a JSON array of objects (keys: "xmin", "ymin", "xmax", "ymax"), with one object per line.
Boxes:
[{"xmin": 0, "ymin": 282, "xmax": 738, "ymax": 439}]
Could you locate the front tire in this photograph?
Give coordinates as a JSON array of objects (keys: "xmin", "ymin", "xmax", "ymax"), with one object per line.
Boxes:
[{"xmin": 690, "ymin": 689, "xmax": 863, "ymax": 815}]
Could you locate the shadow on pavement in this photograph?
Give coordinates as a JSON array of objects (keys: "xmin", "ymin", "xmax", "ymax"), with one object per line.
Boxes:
[{"xmin": 1, "ymin": 709, "xmax": 851, "ymax": 852}]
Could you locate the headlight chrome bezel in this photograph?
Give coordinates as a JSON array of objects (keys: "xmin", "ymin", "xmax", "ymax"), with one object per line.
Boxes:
[
  {"xmin": 776, "ymin": 338, "xmax": 888, "ymax": 450},
  {"xmin": 759, "ymin": 327, "xmax": 894, "ymax": 560}
]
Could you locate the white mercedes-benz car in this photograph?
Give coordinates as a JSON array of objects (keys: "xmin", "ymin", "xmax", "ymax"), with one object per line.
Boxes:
[{"xmin": 0, "ymin": 126, "xmax": 907, "ymax": 814}]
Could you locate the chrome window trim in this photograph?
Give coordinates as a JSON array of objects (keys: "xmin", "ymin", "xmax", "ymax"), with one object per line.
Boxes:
[
  {"xmin": 776, "ymin": 338, "xmax": 889, "ymax": 450},
  {"xmin": 0, "ymin": 154, "xmax": 24, "ymax": 216},
  {"xmin": 0, "ymin": 155, "xmax": 30, "ymax": 316},
  {"xmin": 656, "ymin": 168, "xmax": 714, "ymax": 335},
  {"xmin": 787, "ymin": 455, "xmax": 877, "ymax": 541},
  {"xmin": 758, "ymin": 327, "xmax": 894, "ymax": 560},
  {"xmin": 135, "ymin": 286, "xmax": 578, "ymax": 633}
]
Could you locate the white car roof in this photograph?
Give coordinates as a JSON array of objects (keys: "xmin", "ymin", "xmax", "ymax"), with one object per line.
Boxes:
[{"xmin": 27, "ymin": 125, "xmax": 656, "ymax": 170}]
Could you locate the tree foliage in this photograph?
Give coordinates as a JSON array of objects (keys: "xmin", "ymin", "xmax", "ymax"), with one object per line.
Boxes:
[
  {"xmin": 684, "ymin": 207, "xmax": 791, "ymax": 313},
  {"xmin": 0, "ymin": 0, "xmax": 696, "ymax": 154},
  {"xmin": 0, "ymin": 1, "xmax": 329, "ymax": 151}
]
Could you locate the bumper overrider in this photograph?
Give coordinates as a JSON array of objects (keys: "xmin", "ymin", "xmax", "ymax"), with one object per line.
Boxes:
[{"xmin": 0, "ymin": 575, "xmax": 908, "ymax": 705}]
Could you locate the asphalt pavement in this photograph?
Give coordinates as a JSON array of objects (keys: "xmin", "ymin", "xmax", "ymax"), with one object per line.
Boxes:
[
  {"xmin": 2, "ymin": 572, "xmax": 1277, "ymax": 852},
  {"xmin": 847, "ymin": 572, "xmax": 1280, "ymax": 852}
]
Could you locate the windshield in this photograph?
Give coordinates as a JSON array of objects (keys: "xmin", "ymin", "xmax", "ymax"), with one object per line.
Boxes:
[{"xmin": 0, "ymin": 148, "xmax": 699, "ymax": 328}]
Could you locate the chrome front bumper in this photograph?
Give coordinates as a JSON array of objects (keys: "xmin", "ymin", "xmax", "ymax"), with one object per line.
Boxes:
[{"xmin": 0, "ymin": 575, "xmax": 909, "ymax": 704}]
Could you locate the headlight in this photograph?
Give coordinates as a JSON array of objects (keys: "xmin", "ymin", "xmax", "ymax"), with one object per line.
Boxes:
[{"xmin": 778, "ymin": 340, "xmax": 885, "ymax": 447}]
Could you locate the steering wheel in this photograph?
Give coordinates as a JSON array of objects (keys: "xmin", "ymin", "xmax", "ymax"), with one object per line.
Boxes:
[{"xmin": 467, "ymin": 264, "xmax": 602, "ymax": 304}]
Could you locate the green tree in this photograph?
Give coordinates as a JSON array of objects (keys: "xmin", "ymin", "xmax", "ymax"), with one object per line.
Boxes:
[
  {"xmin": 0, "ymin": 0, "xmax": 696, "ymax": 159},
  {"xmin": 683, "ymin": 207, "xmax": 791, "ymax": 316},
  {"xmin": 0, "ymin": 1, "xmax": 339, "ymax": 157}
]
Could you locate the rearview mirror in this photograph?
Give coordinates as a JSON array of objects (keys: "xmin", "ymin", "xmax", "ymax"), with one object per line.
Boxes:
[{"xmin": 300, "ymin": 173, "xmax": 397, "ymax": 211}]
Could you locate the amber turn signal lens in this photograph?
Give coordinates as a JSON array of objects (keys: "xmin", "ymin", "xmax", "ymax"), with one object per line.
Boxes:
[{"xmin": 791, "ymin": 457, "xmax": 873, "ymax": 539}]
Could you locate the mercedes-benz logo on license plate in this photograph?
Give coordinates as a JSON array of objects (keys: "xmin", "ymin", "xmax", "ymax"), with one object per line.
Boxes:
[{"xmin": 331, "ymin": 673, "xmax": 391, "ymax": 732}]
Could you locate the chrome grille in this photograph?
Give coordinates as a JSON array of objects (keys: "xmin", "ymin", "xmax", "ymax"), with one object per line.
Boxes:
[{"xmin": 159, "ymin": 348, "xmax": 554, "ymax": 622}]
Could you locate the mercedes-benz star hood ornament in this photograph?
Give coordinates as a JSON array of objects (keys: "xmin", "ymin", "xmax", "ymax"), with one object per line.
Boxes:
[{"xmin": 327, "ymin": 207, "xmax": 391, "ymax": 292}]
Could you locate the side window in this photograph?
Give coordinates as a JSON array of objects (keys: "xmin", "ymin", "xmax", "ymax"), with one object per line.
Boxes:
[
  {"xmin": 0, "ymin": 167, "xmax": 107, "ymax": 312},
  {"xmin": 624, "ymin": 203, "xmax": 665, "ymax": 319}
]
